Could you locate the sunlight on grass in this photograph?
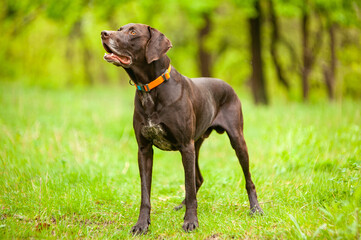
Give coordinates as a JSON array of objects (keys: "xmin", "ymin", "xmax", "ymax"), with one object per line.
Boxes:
[{"xmin": 0, "ymin": 82, "xmax": 360, "ymax": 238}]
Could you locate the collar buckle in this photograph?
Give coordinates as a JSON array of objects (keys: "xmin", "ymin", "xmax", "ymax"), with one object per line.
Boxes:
[
  {"xmin": 161, "ymin": 68, "xmax": 170, "ymax": 82},
  {"xmin": 136, "ymin": 84, "xmax": 150, "ymax": 92}
]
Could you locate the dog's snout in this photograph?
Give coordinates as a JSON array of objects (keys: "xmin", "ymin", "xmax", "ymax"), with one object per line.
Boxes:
[{"xmin": 101, "ymin": 30, "xmax": 110, "ymax": 39}]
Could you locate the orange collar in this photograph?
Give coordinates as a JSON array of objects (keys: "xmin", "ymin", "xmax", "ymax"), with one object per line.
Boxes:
[{"xmin": 132, "ymin": 65, "xmax": 172, "ymax": 92}]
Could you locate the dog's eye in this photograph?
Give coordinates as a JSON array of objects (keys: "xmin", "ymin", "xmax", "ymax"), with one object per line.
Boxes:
[{"xmin": 129, "ymin": 30, "xmax": 136, "ymax": 35}]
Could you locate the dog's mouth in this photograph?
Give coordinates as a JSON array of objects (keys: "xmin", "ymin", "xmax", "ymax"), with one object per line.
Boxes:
[{"xmin": 102, "ymin": 43, "xmax": 132, "ymax": 66}]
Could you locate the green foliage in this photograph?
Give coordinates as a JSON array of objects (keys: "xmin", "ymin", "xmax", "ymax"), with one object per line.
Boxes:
[
  {"xmin": 0, "ymin": 0, "xmax": 361, "ymax": 100},
  {"xmin": 0, "ymin": 83, "xmax": 360, "ymax": 238},
  {"xmin": 314, "ymin": 0, "xmax": 361, "ymax": 26}
]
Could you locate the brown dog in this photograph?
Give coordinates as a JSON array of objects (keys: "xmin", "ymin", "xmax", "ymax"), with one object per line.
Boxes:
[{"xmin": 101, "ymin": 23, "xmax": 262, "ymax": 235}]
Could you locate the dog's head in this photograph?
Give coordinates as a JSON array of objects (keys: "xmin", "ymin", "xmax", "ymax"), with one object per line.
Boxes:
[{"xmin": 101, "ymin": 23, "xmax": 172, "ymax": 68}]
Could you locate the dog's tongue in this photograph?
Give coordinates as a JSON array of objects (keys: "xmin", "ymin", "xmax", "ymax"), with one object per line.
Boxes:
[{"xmin": 104, "ymin": 53, "xmax": 131, "ymax": 65}]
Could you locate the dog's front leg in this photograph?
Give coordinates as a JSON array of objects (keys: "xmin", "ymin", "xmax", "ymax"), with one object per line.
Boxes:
[
  {"xmin": 131, "ymin": 143, "xmax": 153, "ymax": 235},
  {"xmin": 180, "ymin": 141, "xmax": 199, "ymax": 232}
]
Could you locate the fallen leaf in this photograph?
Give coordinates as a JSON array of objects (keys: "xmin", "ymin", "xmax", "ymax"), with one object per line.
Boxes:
[{"xmin": 35, "ymin": 222, "xmax": 50, "ymax": 232}]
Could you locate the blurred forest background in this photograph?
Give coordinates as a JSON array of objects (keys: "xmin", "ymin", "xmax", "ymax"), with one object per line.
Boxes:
[{"xmin": 1, "ymin": 0, "xmax": 361, "ymax": 104}]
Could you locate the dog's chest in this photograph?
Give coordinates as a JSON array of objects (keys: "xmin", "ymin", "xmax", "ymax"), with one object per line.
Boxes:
[
  {"xmin": 139, "ymin": 93, "xmax": 175, "ymax": 151},
  {"xmin": 141, "ymin": 120, "xmax": 174, "ymax": 151}
]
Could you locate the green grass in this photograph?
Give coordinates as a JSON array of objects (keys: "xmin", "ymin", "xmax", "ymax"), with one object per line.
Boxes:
[{"xmin": 0, "ymin": 82, "xmax": 360, "ymax": 239}]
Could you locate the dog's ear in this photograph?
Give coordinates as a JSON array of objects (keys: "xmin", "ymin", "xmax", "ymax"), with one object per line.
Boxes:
[{"xmin": 145, "ymin": 27, "xmax": 172, "ymax": 64}]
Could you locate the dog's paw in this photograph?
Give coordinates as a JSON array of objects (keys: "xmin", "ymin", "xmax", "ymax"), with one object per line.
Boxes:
[
  {"xmin": 250, "ymin": 205, "xmax": 264, "ymax": 216},
  {"xmin": 174, "ymin": 202, "xmax": 185, "ymax": 211},
  {"xmin": 130, "ymin": 222, "xmax": 149, "ymax": 235},
  {"xmin": 174, "ymin": 199, "xmax": 186, "ymax": 211},
  {"xmin": 182, "ymin": 219, "xmax": 199, "ymax": 232}
]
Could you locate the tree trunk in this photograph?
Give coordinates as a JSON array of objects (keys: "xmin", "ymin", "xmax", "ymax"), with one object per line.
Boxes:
[
  {"xmin": 269, "ymin": 0, "xmax": 289, "ymax": 90},
  {"xmin": 301, "ymin": 10, "xmax": 311, "ymax": 101},
  {"xmin": 81, "ymin": 39, "xmax": 94, "ymax": 85},
  {"xmin": 323, "ymin": 24, "xmax": 336, "ymax": 100},
  {"xmin": 198, "ymin": 13, "xmax": 212, "ymax": 77},
  {"xmin": 67, "ymin": 20, "xmax": 94, "ymax": 85},
  {"xmin": 249, "ymin": 0, "xmax": 268, "ymax": 105}
]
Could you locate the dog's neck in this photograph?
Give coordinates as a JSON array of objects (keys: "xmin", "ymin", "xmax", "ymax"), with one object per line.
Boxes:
[{"xmin": 124, "ymin": 56, "xmax": 171, "ymax": 86}]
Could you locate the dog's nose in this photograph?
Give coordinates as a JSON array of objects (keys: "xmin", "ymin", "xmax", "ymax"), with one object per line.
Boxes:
[{"xmin": 101, "ymin": 30, "xmax": 110, "ymax": 39}]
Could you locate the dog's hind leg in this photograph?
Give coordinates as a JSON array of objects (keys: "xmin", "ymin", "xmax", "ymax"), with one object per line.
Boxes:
[
  {"xmin": 226, "ymin": 126, "xmax": 263, "ymax": 215},
  {"xmin": 174, "ymin": 137, "xmax": 205, "ymax": 211},
  {"xmin": 214, "ymin": 100, "xmax": 263, "ymax": 215},
  {"xmin": 195, "ymin": 138, "xmax": 205, "ymax": 192}
]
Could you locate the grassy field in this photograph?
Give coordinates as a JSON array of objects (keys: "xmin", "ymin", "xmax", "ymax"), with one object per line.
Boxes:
[{"xmin": 0, "ymin": 82, "xmax": 360, "ymax": 239}]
